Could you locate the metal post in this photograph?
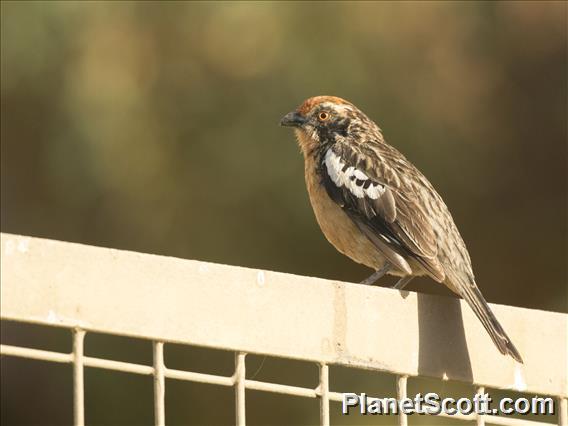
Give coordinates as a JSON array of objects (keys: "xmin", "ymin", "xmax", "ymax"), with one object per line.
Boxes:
[
  {"xmin": 319, "ymin": 363, "xmax": 330, "ymax": 426},
  {"xmin": 153, "ymin": 342, "xmax": 165, "ymax": 426},
  {"xmin": 235, "ymin": 352, "xmax": 246, "ymax": 426},
  {"xmin": 559, "ymin": 398, "xmax": 567, "ymax": 426},
  {"xmin": 397, "ymin": 375, "xmax": 408, "ymax": 426},
  {"xmin": 476, "ymin": 386, "xmax": 485, "ymax": 426},
  {"xmin": 73, "ymin": 329, "xmax": 86, "ymax": 426}
]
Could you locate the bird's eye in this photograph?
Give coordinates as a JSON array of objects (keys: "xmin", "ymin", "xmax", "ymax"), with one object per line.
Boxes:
[{"xmin": 318, "ymin": 111, "xmax": 330, "ymax": 121}]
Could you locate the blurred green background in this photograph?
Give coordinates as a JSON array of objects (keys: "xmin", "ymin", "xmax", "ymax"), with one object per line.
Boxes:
[{"xmin": 1, "ymin": 1, "xmax": 566, "ymax": 425}]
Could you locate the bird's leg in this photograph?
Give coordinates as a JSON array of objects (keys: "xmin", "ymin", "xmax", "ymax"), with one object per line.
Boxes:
[
  {"xmin": 359, "ymin": 263, "xmax": 391, "ymax": 285},
  {"xmin": 392, "ymin": 275, "xmax": 414, "ymax": 290}
]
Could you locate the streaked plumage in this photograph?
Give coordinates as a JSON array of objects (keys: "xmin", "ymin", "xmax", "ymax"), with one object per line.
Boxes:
[{"xmin": 281, "ymin": 95, "xmax": 523, "ymax": 363}]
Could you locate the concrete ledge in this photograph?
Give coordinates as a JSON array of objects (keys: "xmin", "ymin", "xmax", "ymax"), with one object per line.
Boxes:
[{"xmin": 1, "ymin": 233, "xmax": 566, "ymax": 397}]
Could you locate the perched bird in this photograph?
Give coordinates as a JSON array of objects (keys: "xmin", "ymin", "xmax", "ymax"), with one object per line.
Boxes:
[{"xmin": 280, "ymin": 95, "xmax": 523, "ymax": 363}]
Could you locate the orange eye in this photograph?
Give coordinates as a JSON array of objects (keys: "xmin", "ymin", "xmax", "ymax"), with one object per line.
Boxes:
[{"xmin": 318, "ymin": 111, "xmax": 329, "ymax": 121}]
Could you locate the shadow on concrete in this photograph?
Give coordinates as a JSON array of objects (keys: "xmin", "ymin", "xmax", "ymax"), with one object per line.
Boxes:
[{"xmin": 416, "ymin": 292, "xmax": 474, "ymax": 382}]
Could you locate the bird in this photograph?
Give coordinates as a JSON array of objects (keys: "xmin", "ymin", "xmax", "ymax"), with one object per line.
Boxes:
[{"xmin": 280, "ymin": 95, "xmax": 523, "ymax": 363}]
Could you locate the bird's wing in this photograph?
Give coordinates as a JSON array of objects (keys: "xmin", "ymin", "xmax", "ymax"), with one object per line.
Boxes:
[{"xmin": 320, "ymin": 143, "xmax": 445, "ymax": 282}]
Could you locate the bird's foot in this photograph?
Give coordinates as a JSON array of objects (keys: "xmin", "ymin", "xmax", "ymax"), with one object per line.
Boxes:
[
  {"xmin": 392, "ymin": 275, "xmax": 414, "ymax": 290},
  {"xmin": 359, "ymin": 263, "xmax": 391, "ymax": 286}
]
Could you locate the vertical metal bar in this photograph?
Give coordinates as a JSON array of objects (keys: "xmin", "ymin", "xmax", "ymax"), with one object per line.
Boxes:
[
  {"xmin": 234, "ymin": 352, "xmax": 246, "ymax": 426},
  {"xmin": 319, "ymin": 363, "xmax": 330, "ymax": 426},
  {"xmin": 476, "ymin": 386, "xmax": 485, "ymax": 426},
  {"xmin": 153, "ymin": 342, "xmax": 166, "ymax": 426},
  {"xmin": 559, "ymin": 398, "xmax": 567, "ymax": 426},
  {"xmin": 73, "ymin": 329, "xmax": 86, "ymax": 426},
  {"xmin": 396, "ymin": 375, "xmax": 408, "ymax": 426}
]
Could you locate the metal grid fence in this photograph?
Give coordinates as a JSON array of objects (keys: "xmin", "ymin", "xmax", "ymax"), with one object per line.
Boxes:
[{"xmin": 1, "ymin": 233, "xmax": 567, "ymax": 426}]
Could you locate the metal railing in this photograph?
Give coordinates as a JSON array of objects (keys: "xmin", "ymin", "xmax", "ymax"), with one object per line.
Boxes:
[{"xmin": 1, "ymin": 233, "xmax": 566, "ymax": 425}]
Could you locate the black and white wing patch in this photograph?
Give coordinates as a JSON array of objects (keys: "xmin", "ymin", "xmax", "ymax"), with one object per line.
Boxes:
[
  {"xmin": 325, "ymin": 149, "xmax": 385, "ymax": 199},
  {"xmin": 323, "ymin": 149, "xmax": 397, "ymax": 222},
  {"xmin": 321, "ymin": 146, "xmax": 445, "ymax": 282}
]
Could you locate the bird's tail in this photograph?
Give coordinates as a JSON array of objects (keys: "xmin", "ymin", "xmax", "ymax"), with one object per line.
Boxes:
[{"xmin": 459, "ymin": 282, "xmax": 523, "ymax": 363}]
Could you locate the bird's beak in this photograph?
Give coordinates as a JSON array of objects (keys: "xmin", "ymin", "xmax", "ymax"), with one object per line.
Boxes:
[{"xmin": 280, "ymin": 111, "xmax": 306, "ymax": 128}]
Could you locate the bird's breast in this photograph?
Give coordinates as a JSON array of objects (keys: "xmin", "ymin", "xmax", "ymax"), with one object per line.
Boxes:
[{"xmin": 303, "ymin": 155, "xmax": 388, "ymax": 271}]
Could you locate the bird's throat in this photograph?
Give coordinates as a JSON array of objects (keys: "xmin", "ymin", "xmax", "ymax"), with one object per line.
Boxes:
[{"xmin": 295, "ymin": 128, "xmax": 320, "ymax": 160}]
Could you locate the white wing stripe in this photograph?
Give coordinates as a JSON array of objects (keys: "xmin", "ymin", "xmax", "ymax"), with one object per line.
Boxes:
[{"xmin": 324, "ymin": 150, "xmax": 385, "ymax": 199}]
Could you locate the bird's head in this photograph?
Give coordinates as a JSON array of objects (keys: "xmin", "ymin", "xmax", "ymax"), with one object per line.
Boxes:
[{"xmin": 280, "ymin": 96, "xmax": 378, "ymax": 155}]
